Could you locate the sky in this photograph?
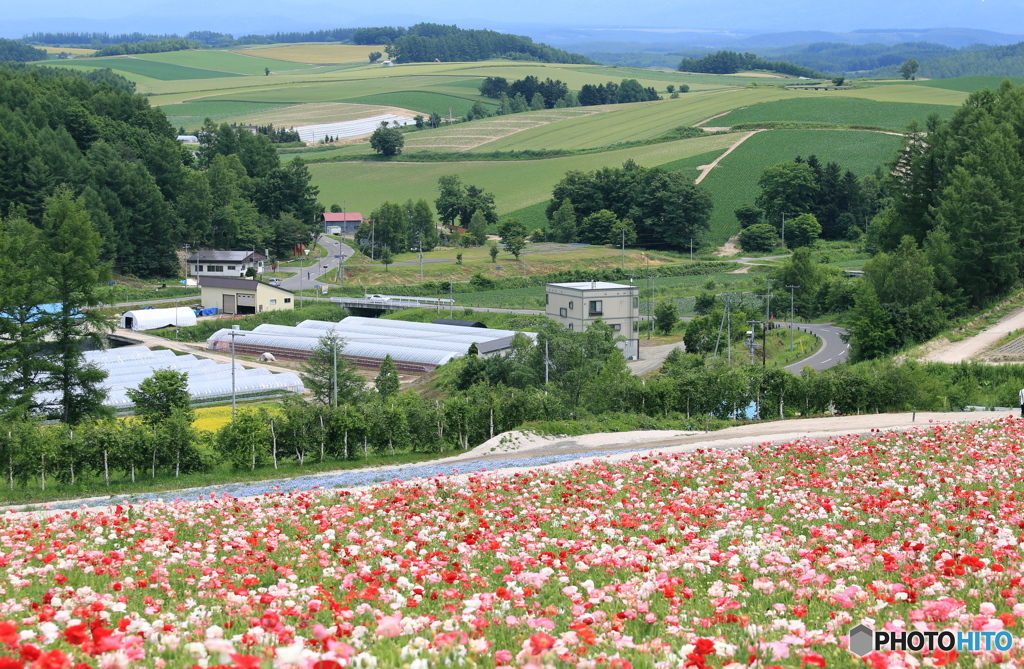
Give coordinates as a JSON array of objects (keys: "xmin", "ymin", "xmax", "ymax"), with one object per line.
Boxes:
[{"xmin": 6, "ymin": 0, "xmax": 1024, "ymax": 41}]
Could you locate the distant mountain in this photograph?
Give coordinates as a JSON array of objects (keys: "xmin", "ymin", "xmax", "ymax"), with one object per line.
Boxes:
[{"xmin": 865, "ymin": 41, "xmax": 1024, "ymax": 78}]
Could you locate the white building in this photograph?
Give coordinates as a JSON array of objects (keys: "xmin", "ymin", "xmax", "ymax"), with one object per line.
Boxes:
[
  {"xmin": 186, "ymin": 250, "xmax": 267, "ymax": 278},
  {"xmin": 545, "ymin": 281, "xmax": 640, "ymax": 359}
]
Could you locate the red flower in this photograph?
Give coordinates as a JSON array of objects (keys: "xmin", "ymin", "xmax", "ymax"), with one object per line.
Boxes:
[
  {"xmin": 63, "ymin": 625, "xmax": 88, "ymax": 646},
  {"xmin": 0, "ymin": 658, "xmax": 23, "ymax": 669},
  {"xmin": 228, "ymin": 655, "xmax": 263, "ymax": 669},
  {"xmin": 31, "ymin": 650, "xmax": 70, "ymax": 669},
  {"xmin": 694, "ymin": 638, "xmax": 716, "ymax": 656},
  {"xmin": 800, "ymin": 652, "xmax": 826, "ymax": 667},
  {"xmin": 19, "ymin": 646, "xmax": 40, "ymax": 663},
  {"xmin": 0, "ymin": 622, "xmax": 18, "ymax": 646},
  {"xmin": 527, "ymin": 632, "xmax": 556, "ymax": 655},
  {"xmin": 933, "ymin": 649, "xmax": 959, "ymax": 666}
]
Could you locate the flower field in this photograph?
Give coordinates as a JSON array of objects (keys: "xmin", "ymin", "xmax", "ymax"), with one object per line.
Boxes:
[{"xmin": 3, "ymin": 418, "xmax": 1024, "ymax": 668}]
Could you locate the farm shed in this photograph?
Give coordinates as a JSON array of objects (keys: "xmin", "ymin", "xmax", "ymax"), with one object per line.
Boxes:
[
  {"xmin": 205, "ymin": 316, "xmax": 535, "ymax": 373},
  {"xmin": 120, "ymin": 307, "xmax": 197, "ymax": 331},
  {"xmin": 32, "ymin": 347, "xmax": 304, "ymax": 412},
  {"xmin": 199, "ymin": 276, "xmax": 294, "ymax": 315}
]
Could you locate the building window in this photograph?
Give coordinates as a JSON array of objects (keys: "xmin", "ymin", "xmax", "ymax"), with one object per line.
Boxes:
[
  {"xmin": 569, "ymin": 323, "xmax": 574, "ymax": 331},
  {"xmin": 559, "ymin": 307, "xmax": 567, "ymax": 317},
  {"xmin": 284, "ymin": 298, "xmax": 292, "ymax": 304},
  {"xmin": 545, "ymin": 294, "xmax": 549, "ymax": 305},
  {"xmin": 633, "ymin": 297, "xmax": 639, "ymax": 308},
  {"xmin": 569, "ymin": 301, "xmax": 574, "ymax": 310},
  {"xmin": 589, "ymin": 300, "xmax": 603, "ymax": 316},
  {"xmin": 196, "ymin": 265, "xmax": 204, "ymax": 272},
  {"xmin": 209, "ymin": 265, "xmax": 224, "ymax": 272},
  {"xmin": 227, "ymin": 265, "xmax": 236, "ymax": 270},
  {"xmin": 269, "ymin": 299, "xmax": 277, "ymax": 305},
  {"xmin": 612, "ymin": 323, "xmax": 621, "ymax": 331}
]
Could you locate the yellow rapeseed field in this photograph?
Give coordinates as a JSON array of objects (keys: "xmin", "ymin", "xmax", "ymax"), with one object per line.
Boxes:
[
  {"xmin": 39, "ymin": 47, "xmax": 96, "ymax": 56},
  {"xmin": 191, "ymin": 404, "xmax": 283, "ymax": 432}
]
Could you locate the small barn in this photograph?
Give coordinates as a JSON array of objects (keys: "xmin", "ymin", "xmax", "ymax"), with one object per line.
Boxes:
[{"xmin": 120, "ymin": 307, "xmax": 197, "ymax": 331}]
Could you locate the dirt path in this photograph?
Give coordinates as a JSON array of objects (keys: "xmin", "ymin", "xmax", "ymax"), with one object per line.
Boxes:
[
  {"xmin": 918, "ymin": 308, "xmax": 1024, "ymax": 363},
  {"xmin": 694, "ymin": 129, "xmax": 766, "ymax": 185}
]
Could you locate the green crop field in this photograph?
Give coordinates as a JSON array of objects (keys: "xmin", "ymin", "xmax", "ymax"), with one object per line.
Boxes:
[
  {"xmin": 831, "ymin": 85, "xmax": 968, "ymax": 106},
  {"xmin": 308, "ymin": 133, "xmax": 739, "ymax": 215},
  {"xmin": 44, "ymin": 57, "xmax": 244, "ymax": 81},
  {"xmin": 341, "ymin": 91, "xmax": 491, "ymax": 117},
  {"xmin": 161, "ymin": 100, "xmax": 293, "ymax": 127},
  {"xmin": 914, "ymin": 76, "xmax": 1024, "ymax": 93},
  {"xmin": 698, "ymin": 129, "xmax": 903, "ymax": 248},
  {"xmin": 137, "ymin": 50, "xmax": 317, "ymax": 75},
  {"xmin": 471, "ymin": 88, "xmax": 795, "ymax": 151},
  {"xmin": 713, "ymin": 97, "xmax": 958, "ymax": 130},
  {"xmin": 400, "ymin": 108, "xmax": 601, "ymax": 152}
]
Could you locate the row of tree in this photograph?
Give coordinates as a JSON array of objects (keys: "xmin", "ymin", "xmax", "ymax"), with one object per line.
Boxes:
[
  {"xmin": 0, "ymin": 39, "xmax": 47, "ymax": 62},
  {"xmin": 0, "ymin": 64, "xmax": 322, "ymax": 277},
  {"xmin": 847, "ymin": 81, "xmax": 1024, "ymax": 359},
  {"xmin": 544, "ymin": 160, "xmax": 713, "ymax": 252},
  {"xmin": 92, "ymin": 39, "xmax": 201, "ymax": 57},
  {"xmin": 677, "ymin": 50, "xmax": 821, "ymax": 78}
]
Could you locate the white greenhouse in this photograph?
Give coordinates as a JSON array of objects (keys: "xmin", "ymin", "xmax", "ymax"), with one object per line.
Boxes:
[
  {"xmin": 120, "ymin": 307, "xmax": 197, "ymax": 331},
  {"xmin": 205, "ymin": 316, "xmax": 535, "ymax": 373},
  {"xmin": 34, "ymin": 346, "xmax": 305, "ymax": 411}
]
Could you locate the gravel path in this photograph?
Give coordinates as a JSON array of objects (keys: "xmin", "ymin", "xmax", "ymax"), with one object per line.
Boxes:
[{"xmin": 919, "ymin": 308, "xmax": 1024, "ymax": 363}]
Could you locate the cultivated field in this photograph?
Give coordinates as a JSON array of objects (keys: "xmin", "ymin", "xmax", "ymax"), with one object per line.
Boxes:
[
  {"xmin": 308, "ymin": 132, "xmax": 739, "ymax": 215},
  {"xmin": 699, "ymin": 129, "xmax": 903, "ymax": 246},
  {"xmin": 712, "ymin": 96, "xmax": 959, "ymax": 130},
  {"xmin": 229, "ymin": 43, "xmax": 388, "ymax": 63}
]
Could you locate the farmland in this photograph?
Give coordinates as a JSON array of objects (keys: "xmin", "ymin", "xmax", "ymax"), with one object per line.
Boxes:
[
  {"xmin": 38, "ymin": 46, "xmax": 983, "ymax": 249},
  {"xmin": 712, "ymin": 96, "xmax": 959, "ymax": 130},
  {"xmin": 308, "ymin": 132, "xmax": 740, "ymax": 216},
  {"xmin": 698, "ymin": 129, "xmax": 903, "ymax": 246}
]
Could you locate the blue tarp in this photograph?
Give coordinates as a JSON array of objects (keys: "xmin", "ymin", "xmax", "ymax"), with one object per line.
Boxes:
[{"xmin": 199, "ymin": 307, "xmax": 218, "ymax": 316}]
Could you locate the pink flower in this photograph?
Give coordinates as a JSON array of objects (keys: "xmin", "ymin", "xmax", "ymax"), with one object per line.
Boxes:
[{"xmin": 375, "ymin": 614, "xmax": 403, "ymax": 638}]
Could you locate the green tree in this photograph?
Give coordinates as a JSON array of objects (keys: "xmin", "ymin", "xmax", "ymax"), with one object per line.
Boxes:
[
  {"xmin": 498, "ymin": 218, "xmax": 528, "ymax": 259},
  {"xmin": 529, "ymin": 92, "xmax": 546, "ymax": 110},
  {"xmin": 428, "ymin": 112, "xmax": 442, "ymax": 128},
  {"xmin": 489, "ymin": 243, "xmax": 499, "ymax": 263},
  {"xmin": 368, "ymin": 51, "xmax": 382, "ymax": 63},
  {"xmin": 405, "ymin": 198, "xmax": 438, "ymax": 251},
  {"xmin": 358, "ymin": 201, "xmax": 407, "ymax": 254},
  {"xmin": 369, "ymin": 122, "xmax": 404, "ymax": 156},
  {"xmin": 734, "ymin": 204, "xmax": 763, "ymax": 228},
  {"xmin": 216, "ymin": 407, "xmax": 272, "ymax": 470},
  {"xmin": 37, "ymin": 186, "xmax": 112, "ymax": 424},
  {"xmin": 831, "ymin": 76, "xmax": 845, "ymax": 86},
  {"xmin": 126, "ymin": 369, "xmax": 193, "ymax": 427},
  {"xmin": 549, "ymin": 199, "xmax": 578, "ymax": 243},
  {"xmin": 755, "ymin": 162, "xmax": 818, "ymax": 232},
  {"xmin": 467, "ymin": 210, "xmax": 489, "ymax": 246},
  {"xmin": 737, "ymin": 223, "xmax": 779, "ymax": 252},
  {"xmin": 379, "ymin": 247, "xmax": 394, "ymax": 271},
  {"xmin": 899, "ymin": 59, "xmax": 920, "ymax": 80},
  {"xmin": 0, "ymin": 215, "xmax": 46, "ymax": 419},
  {"xmin": 579, "ymin": 210, "xmax": 619, "ymax": 245},
  {"xmin": 786, "ymin": 213, "xmax": 822, "ymax": 248},
  {"xmin": 846, "ymin": 281, "xmax": 896, "ymax": 361},
  {"xmin": 301, "ymin": 332, "xmax": 365, "ymax": 406},
  {"xmin": 653, "ymin": 301, "xmax": 679, "ymax": 335},
  {"xmin": 375, "ymin": 355, "xmax": 400, "ymax": 397}
]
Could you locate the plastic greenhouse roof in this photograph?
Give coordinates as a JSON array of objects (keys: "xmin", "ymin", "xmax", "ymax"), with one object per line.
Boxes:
[
  {"xmin": 120, "ymin": 307, "xmax": 196, "ymax": 331},
  {"xmin": 207, "ymin": 329, "xmax": 459, "ymax": 366}
]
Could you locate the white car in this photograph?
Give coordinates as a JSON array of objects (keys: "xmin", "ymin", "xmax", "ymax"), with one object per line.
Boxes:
[
  {"xmin": 367, "ymin": 294, "xmax": 390, "ymax": 301},
  {"xmin": 268, "ymin": 278, "xmax": 282, "ymax": 287}
]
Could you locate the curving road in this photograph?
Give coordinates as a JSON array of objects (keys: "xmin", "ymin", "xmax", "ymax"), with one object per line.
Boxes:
[
  {"xmin": 278, "ymin": 235, "xmax": 354, "ymax": 293},
  {"xmin": 783, "ymin": 322, "xmax": 850, "ymax": 372}
]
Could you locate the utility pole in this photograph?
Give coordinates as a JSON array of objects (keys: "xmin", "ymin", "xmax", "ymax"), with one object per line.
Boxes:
[
  {"xmin": 621, "ymin": 227, "xmax": 625, "ymax": 270},
  {"xmin": 448, "ymin": 277, "xmax": 454, "ymax": 318},
  {"xmin": 226, "ymin": 329, "xmax": 242, "ymax": 420},
  {"xmin": 786, "ymin": 284, "xmax": 799, "ymax": 352},
  {"xmin": 370, "ymin": 219, "xmax": 375, "ymax": 261},
  {"xmin": 765, "ymin": 278, "xmax": 774, "ymax": 325},
  {"xmin": 419, "ymin": 241, "xmax": 424, "ymax": 283},
  {"xmin": 747, "ymin": 321, "xmax": 759, "ymax": 364},
  {"xmin": 332, "ymin": 341, "xmax": 338, "ymax": 408},
  {"xmin": 726, "ymin": 294, "xmax": 732, "ymax": 364}
]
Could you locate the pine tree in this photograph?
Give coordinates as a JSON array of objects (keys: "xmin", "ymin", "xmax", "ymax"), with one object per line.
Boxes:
[
  {"xmin": 375, "ymin": 355, "xmax": 400, "ymax": 398},
  {"xmin": 301, "ymin": 332, "xmax": 365, "ymax": 406}
]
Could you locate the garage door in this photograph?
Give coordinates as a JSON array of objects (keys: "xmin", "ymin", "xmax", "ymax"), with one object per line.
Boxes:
[
  {"xmin": 236, "ymin": 293, "xmax": 256, "ymax": 307},
  {"xmin": 223, "ymin": 294, "xmax": 235, "ymax": 314}
]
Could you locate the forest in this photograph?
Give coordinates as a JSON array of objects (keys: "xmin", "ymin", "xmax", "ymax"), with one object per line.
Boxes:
[
  {"xmin": 0, "ymin": 63, "xmax": 321, "ymax": 277},
  {"xmin": 370, "ymin": 24, "xmax": 594, "ymax": 64},
  {"xmin": 677, "ymin": 50, "xmax": 821, "ymax": 77}
]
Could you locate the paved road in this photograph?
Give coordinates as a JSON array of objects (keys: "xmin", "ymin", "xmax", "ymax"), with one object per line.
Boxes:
[
  {"xmin": 279, "ymin": 235, "xmax": 354, "ymax": 293},
  {"xmin": 784, "ymin": 322, "xmax": 850, "ymax": 372}
]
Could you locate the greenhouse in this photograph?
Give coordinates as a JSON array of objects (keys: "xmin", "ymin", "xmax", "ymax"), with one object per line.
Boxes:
[
  {"xmin": 39, "ymin": 346, "xmax": 305, "ymax": 411},
  {"xmin": 205, "ymin": 316, "xmax": 535, "ymax": 373},
  {"xmin": 119, "ymin": 307, "xmax": 197, "ymax": 331}
]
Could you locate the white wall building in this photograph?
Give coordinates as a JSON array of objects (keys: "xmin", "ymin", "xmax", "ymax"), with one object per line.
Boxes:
[
  {"xmin": 545, "ymin": 281, "xmax": 640, "ymax": 359},
  {"xmin": 187, "ymin": 250, "xmax": 267, "ymax": 278}
]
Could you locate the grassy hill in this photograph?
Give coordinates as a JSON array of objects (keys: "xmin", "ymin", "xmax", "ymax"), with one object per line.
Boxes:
[{"xmin": 32, "ymin": 46, "xmax": 982, "ymax": 250}]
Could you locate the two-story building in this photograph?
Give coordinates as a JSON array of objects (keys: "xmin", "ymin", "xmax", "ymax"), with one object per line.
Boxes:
[
  {"xmin": 545, "ymin": 281, "xmax": 640, "ymax": 359},
  {"xmin": 186, "ymin": 250, "xmax": 267, "ymax": 279},
  {"xmin": 322, "ymin": 212, "xmax": 364, "ymax": 236}
]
